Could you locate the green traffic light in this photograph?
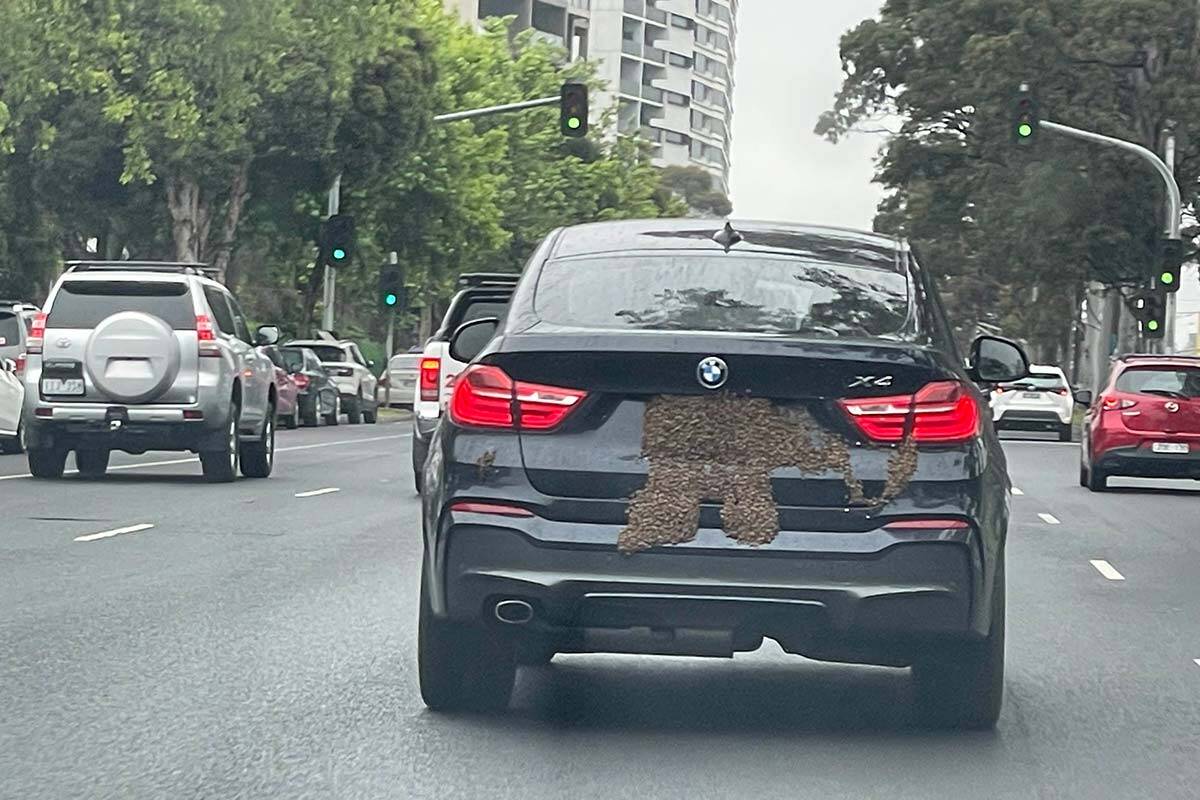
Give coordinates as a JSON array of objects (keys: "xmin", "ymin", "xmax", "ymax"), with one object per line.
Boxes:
[
  {"xmin": 332, "ymin": 248, "xmax": 347, "ymax": 261},
  {"xmin": 567, "ymin": 117, "xmax": 581, "ymax": 130},
  {"xmin": 384, "ymin": 292, "xmax": 398, "ymax": 307},
  {"xmin": 1148, "ymin": 320, "xmax": 1160, "ymax": 331},
  {"xmin": 1161, "ymin": 272, "xmax": 1175, "ymax": 285},
  {"xmin": 1017, "ymin": 123, "xmax": 1033, "ymax": 138}
]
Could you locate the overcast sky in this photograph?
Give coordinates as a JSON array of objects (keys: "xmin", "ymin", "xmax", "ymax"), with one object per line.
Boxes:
[{"xmin": 728, "ymin": 0, "xmax": 886, "ymax": 229}]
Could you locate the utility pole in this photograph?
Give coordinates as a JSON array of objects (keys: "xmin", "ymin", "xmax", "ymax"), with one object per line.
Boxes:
[
  {"xmin": 383, "ymin": 250, "xmax": 398, "ymax": 409},
  {"xmin": 321, "ymin": 174, "xmax": 341, "ymax": 332},
  {"xmin": 1163, "ymin": 127, "xmax": 1177, "ymax": 353}
]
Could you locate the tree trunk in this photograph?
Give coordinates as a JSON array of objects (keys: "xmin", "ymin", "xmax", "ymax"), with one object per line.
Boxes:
[
  {"xmin": 213, "ymin": 160, "xmax": 252, "ymax": 287},
  {"xmin": 166, "ymin": 177, "xmax": 203, "ymax": 262}
]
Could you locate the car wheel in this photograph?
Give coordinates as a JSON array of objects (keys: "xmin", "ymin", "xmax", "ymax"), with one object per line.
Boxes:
[
  {"xmin": 200, "ymin": 403, "xmax": 240, "ymax": 483},
  {"xmin": 346, "ymin": 393, "xmax": 363, "ymax": 425},
  {"xmin": 1087, "ymin": 463, "xmax": 1108, "ymax": 492},
  {"xmin": 324, "ymin": 394, "xmax": 340, "ymax": 426},
  {"xmin": 913, "ymin": 559, "xmax": 1005, "ymax": 729},
  {"xmin": 418, "ymin": 565, "xmax": 516, "ymax": 713},
  {"xmin": 1058, "ymin": 423, "xmax": 1073, "ymax": 443},
  {"xmin": 2, "ymin": 420, "xmax": 26, "ymax": 455},
  {"xmin": 301, "ymin": 397, "xmax": 320, "ymax": 428},
  {"xmin": 28, "ymin": 446, "xmax": 68, "ymax": 479},
  {"xmin": 1079, "ymin": 461, "xmax": 1089, "ymax": 488},
  {"xmin": 75, "ymin": 449, "xmax": 111, "ymax": 479},
  {"xmin": 363, "ymin": 398, "xmax": 378, "ymax": 424},
  {"xmin": 282, "ymin": 404, "xmax": 299, "ymax": 430},
  {"xmin": 240, "ymin": 407, "xmax": 275, "ymax": 479}
]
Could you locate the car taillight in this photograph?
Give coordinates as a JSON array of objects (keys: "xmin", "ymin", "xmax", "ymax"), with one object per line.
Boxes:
[
  {"xmin": 840, "ymin": 381, "xmax": 980, "ymax": 443},
  {"xmin": 1056, "ymin": 388, "xmax": 1069, "ymax": 396},
  {"xmin": 26, "ymin": 312, "xmax": 45, "ymax": 355},
  {"xmin": 420, "ymin": 357, "xmax": 440, "ymax": 402},
  {"xmin": 15, "ymin": 353, "xmax": 26, "ymax": 376},
  {"xmin": 449, "ymin": 501, "xmax": 535, "ymax": 518},
  {"xmin": 449, "ymin": 364, "xmax": 586, "ymax": 431},
  {"xmin": 883, "ymin": 518, "xmax": 970, "ymax": 530},
  {"xmin": 196, "ymin": 315, "xmax": 220, "ymax": 357},
  {"xmin": 292, "ymin": 373, "xmax": 309, "ymax": 389},
  {"xmin": 1101, "ymin": 396, "xmax": 1137, "ymax": 411}
]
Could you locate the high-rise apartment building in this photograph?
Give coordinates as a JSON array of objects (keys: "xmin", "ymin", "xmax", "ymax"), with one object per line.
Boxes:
[{"xmin": 443, "ymin": 0, "xmax": 737, "ymax": 194}]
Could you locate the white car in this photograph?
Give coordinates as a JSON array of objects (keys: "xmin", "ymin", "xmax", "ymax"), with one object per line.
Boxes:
[
  {"xmin": 0, "ymin": 355, "xmax": 23, "ymax": 453},
  {"xmin": 384, "ymin": 351, "xmax": 421, "ymax": 408},
  {"xmin": 285, "ymin": 336, "xmax": 379, "ymax": 424},
  {"xmin": 991, "ymin": 364, "xmax": 1074, "ymax": 441}
]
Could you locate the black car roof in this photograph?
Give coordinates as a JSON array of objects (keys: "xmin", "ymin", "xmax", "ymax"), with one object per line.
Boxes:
[{"xmin": 547, "ymin": 219, "xmax": 906, "ymax": 272}]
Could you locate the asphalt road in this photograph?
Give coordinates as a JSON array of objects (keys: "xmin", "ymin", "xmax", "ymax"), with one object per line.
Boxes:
[{"xmin": 3, "ymin": 424, "xmax": 1200, "ymax": 799}]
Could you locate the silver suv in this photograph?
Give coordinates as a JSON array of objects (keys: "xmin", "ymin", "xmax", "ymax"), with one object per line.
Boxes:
[{"xmin": 22, "ymin": 262, "xmax": 280, "ymax": 482}]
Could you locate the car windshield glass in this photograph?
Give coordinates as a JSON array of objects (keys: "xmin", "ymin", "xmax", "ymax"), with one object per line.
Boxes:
[
  {"xmin": 304, "ymin": 345, "xmax": 348, "ymax": 363},
  {"xmin": 390, "ymin": 354, "xmax": 421, "ymax": 369},
  {"xmin": 534, "ymin": 255, "xmax": 910, "ymax": 337},
  {"xmin": 46, "ymin": 281, "xmax": 195, "ymax": 330},
  {"xmin": 0, "ymin": 312, "xmax": 18, "ymax": 347},
  {"xmin": 1002, "ymin": 374, "xmax": 1065, "ymax": 390},
  {"xmin": 1115, "ymin": 366, "xmax": 1200, "ymax": 399},
  {"xmin": 279, "ymin": 348, "xmax": 307, "ymax": 372}
]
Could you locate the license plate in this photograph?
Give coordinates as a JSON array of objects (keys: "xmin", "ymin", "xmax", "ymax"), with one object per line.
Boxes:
[
  {"xmin": 42, "ymin": 377, "xmax": 84, "ymax": 395},
  {"xmin": 1152, "ymin": 442, "xmax": 1189, "ymax": 454},
  {"xmin": 1022, "ymin": 392, "xmax": 1041, "ymax": 399}
]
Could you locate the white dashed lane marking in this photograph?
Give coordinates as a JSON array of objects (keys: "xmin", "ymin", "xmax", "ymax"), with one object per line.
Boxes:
[
  {"xmin": 74, "ymin": 523, "xmax": 155, "ymax": 543},
  {"xmin": 1011, "ymin": 487, "xmax": 1024, "ymax": 496},
  {"xmin": 1038, "ymin": 513, "xmax": 1060, "ymax": 525},
  {"xmin": 295, "ymin": 487, "xmax": 340, "ymax": 498},
  {"xmin": 1090, "ymin": 560, "xmax": 1126, "ymax": 581}
]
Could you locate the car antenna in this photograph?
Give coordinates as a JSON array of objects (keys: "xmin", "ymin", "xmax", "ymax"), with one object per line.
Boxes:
[{"xmin": 713, "ymin": 221, "xmax": 743, "ymax": 252}]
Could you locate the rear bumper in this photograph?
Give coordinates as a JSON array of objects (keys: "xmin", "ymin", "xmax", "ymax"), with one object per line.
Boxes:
[
  {"xmin": 1096, "ymin": 445, "xmax": 1200, "ymax": 479},
  {"xmin": 25, "ymin": 403, "xmax": 231, "ymax": 453},
  {"xmin": 435, "ymin": 519, "xmax": 992, "ymax": 662},
  {"xmin": 995, "ymin": 408, "xmax": 1071, "ymax": 428}
]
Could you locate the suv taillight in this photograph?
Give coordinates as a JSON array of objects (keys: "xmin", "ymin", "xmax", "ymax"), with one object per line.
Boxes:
[
  {"xmin": 840, "ymin": 381, "xmax": 980, "ymax": 444},
  {"xmin": 196, "ymin": 315, "xmax": 220, "ymax": 357},
  {"xmin": 15, "ymin": 353, "xmax": 26, "ymax": 377},
  {"xmin": 420, "ymin": 357, "xmax": 441, "ymax": 402},
  {"xmin": 449, "ymin": 364, "xmax": 586, "ymax": 431},
  {"xmin": 26, "ymin": 312, "xmax": 46, "ymax": 355}
]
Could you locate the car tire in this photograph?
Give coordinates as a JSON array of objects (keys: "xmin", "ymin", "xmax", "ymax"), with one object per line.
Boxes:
[
  {"xmin": 240, "ymin": 407, "xmax": 275, "ymax": 479},
  {"xmin": 28, "ymin": 446, "xmax": 68, "ymax": 479},
  {"xmin": 363, "ymin": 398, "xmax": 378, "ymax": 424},
  {"xmin": 913, "ymin": 560, "xmax": 1005, "ymax": 730},
  {"xmin": 2, "ymin": 421, "xmax": 26, "ymax": 455},
  {"xmin": 1079, "ymin": 461, "xmax": 1088, "ymax": 487},
  {"xmin": 282, "ymin": 404, "xmax": 299, "ymax": 430},
  {"xmin": 301, "ymin": 397, "xmax": 320, "ymax": 428},
  {"xmin": 75, "ymin": 449, "xmax": 110, "ymax": 479},
  {"xmin": 1086, "ymin": 463, "xmax": 1108, "ymax": 492},
  {"xmin": 1058, "ymin": 423, "xmax": 1073, "ymax": 443},
  {"xmin": 200, "ymin": 404, "xmax": 240, "ymax": 483},
  {"xmin": 346, "ymin": 393, "xmax": 363, "ymax": 425},
  {"xmin": 418, "ymin": 565, "xmax": 516, "ymax": 713},
  {"xmin": 324, "ymin": 394, "xmax": 340, "ymax": 426}
]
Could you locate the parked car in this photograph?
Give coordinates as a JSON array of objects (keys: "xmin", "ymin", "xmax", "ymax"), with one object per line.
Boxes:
[
  {"xmin": 416, "ymin": 219, "xmax": 1028, "ymax": 728},
  {"xmin": 278, "ymin": 345, "xmax": 341, "ymax": 427},
  {"xmin": 1080, "ymin": 354, "xmax": 1200, "ymax": 491},
  {"xmin": 21, "ymin": 261, "xmax": 280, "ymax": 482},
  {"xmin": 284, "ymin": 335, "xmax": 378, "ymax": 424},
  {"xmin": 0, "ymin": 300, "xmax": 39, "ymax": 367},
  {"xmin": 0, "ymin": 355, "xmax": 23, "ymax": 453},
  {"xmin": 259, "ymin": 345, "xmax": 301, "ymax": 429},
  {"xmin": 991, "ymin": 364, "xmax": 1074, "ymax": 441},
  {"xmin": 411, "ymin": 273, "xmax": 518, "ymax": 492},
  {"xmin": 384, "ymin": 349, "xmax": 422, "ymax": 408}
]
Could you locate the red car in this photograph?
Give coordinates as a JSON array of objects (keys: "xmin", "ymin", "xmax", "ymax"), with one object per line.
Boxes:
[
  {"xmin": 1080, "ymin": 355, "xmax": 1200, "ymax": 491},
  {"xmin": 260, "ymin": 346, "xmax": 301, "ymax": 429}
]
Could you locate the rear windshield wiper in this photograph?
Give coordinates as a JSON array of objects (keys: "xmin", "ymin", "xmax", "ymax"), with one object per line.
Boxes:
[{"xmin": 1141, "ymin": 388, "xmax": 1189, "ymax": 400}]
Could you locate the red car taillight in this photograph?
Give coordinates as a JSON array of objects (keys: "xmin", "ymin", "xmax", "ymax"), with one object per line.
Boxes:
[
  {"xmin": 1055, "ymin": 388, "xmax": 1069, "ymax": 396},
  {"xmin": 15, "ymin": 353, "xmax": 26, "ymax": 377},
  {"xmin": 840, "ymin": 381, "xmax": 980, "ymax": 444},
  {"xmin": 419, "ymin": 357, "xmax": 441, "ymax": 402},
  {"xmin": 1101, "ymin": 395, "xmax": 1137, "ymax": 411},
  {"xmin": 449, "ymin": 364, "xmax": 586, "ymax": 431},
  {"xmin": 196, "ymin": 315, "xmax": 220, "ymax": 357},
  {"xmin": 292, "ymin": 373, "xmax": 309, "ymax": 389},
  {"xmin": 26, "ymin": 312, "xmax": 46, "ymax": 355}
]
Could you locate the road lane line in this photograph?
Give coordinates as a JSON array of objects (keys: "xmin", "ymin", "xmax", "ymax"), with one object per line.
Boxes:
[
  {"xmin": 278, "ymin": 434, "xmax": 409, "ymax": 453},
  {"xmin": 74, "ymin": 523, "xmax": 155, "ymax": 543},
  {"xmin": 1090, "ymin": 559, "xmax": 1125, "ymax": 581},
  {"xmin": 1011, "ymin": 487, "xmax": 1024, "ymax": 496},
  {"xmin": 1038, "ymin": 513, "xmax": 1060, "ymax": 525},
  {"xmin": 1194, "ymin": 659, "xmax": 1200, "ymax": 668},
  {"xmin": 296, "ymin": 487, "xmax": 340, "ymax": 498}
]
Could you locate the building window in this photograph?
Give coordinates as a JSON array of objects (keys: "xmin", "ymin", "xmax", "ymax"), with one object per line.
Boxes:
[
  {"xmin": 669, "ymin": 53, "xmax": 691, "ymax": 68},
  {"xmin": 670, "ymin": 13, "xmax": 694, "ymax": 29},
  {"xmin": 666, "ymin": 91, "xmax": 689, "ymax": 106},
  {"xmin": 665, "ymin": 131, "xmax": 689, "ymax": 145}
]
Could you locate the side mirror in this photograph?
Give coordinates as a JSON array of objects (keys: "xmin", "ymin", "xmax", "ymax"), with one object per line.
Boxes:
[
  {"xmin": 449, "ymin": 317, "xmax": 500, "ymax": 364},
  {"xmin": 255, "ymin": 325, "xmax": 280, "ymax": 346},
  {"xmin": 968, "ymin": 335, "xmax": 1029, "ymax": 383},
  {"xmin": 1, "ymin": 358, "xmax": 14, "ymax": 373},
  {"xmin": 1074, "ymin": 389, "xmax": 1093, "ymax": 406}
]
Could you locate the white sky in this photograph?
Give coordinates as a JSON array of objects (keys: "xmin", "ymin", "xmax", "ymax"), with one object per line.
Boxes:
[{"xmin": 728, "ymin": 0, "xmax": 886, "ymax": 229}]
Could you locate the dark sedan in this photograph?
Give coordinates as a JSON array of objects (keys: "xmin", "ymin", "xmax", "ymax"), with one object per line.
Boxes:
[
  {"xmin": 417, "ymin": 219, "xmax": 1028, "ymax": 728},
  {"xmin": 278, "ymin": 346, "xmax": 341, "ymax": 427}
]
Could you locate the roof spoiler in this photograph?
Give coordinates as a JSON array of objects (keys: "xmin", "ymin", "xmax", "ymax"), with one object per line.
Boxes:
[
  {"xmin": 457, "ymin": 272, "xmax": 520, "ymax": 289},
  {"xmin": 65, "ymin": 261, "xmax": 220, "ymax": 279}
]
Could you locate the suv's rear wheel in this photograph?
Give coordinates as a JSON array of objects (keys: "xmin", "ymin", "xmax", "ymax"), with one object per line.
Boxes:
[
  {"xmin": 323, "ymin": 394, "xmax": 340, "ymax": 426},
  {"xmin": 240, "ymin": 407, "xmax": 275, "ymax": 479},
  {"xmin": 201, "ymin": 404, "xmax": 240, "ymax": 483},
  {"xmin": 418, "ymin": 566, "xmax": 516, "ymax": 712},
  {"xmin": 913, "ymin": 560, "xmax": 1005, "ymax": 729},
  {"xmin": 346, "ymin": 392, "xmax": 363, "ymax": 425},
  {"xmin": 363, "ymin": 397, "xmax": 378, "ymax": 424},
  {"xmin": 28, "ymin": 446, "xmax": 68, "ymax": 479},
  {"xmin": 75, "ymin": 449, "xmax": 110, "ymax": 479}
]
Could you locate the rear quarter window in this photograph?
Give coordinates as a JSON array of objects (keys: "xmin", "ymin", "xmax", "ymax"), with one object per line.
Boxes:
[
  {"xmin": 0, "ymin": 312, "xmax": 19, "ymax": 347},
  {"xmin": 47, "ymin": 281, "xmax": 196, "ymax": 330}
]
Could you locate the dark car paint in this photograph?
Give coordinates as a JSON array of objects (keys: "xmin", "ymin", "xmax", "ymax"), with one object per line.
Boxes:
[
  {"xmin": 420, "ymin": 220, "xmax": 1011, "ymax": 665},
  {"xmin": 278, "ymin": 346, "xmax": 339, "ymax": 421}
]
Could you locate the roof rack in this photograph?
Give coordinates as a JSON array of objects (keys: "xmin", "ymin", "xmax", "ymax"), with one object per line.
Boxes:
[
  {"xmin": 64, "ymin": 261, "xmax": 220, "ymax": 279},
  {"xmin": 457, "ymin": 272, "xmax": 520, "ymax": 289}
]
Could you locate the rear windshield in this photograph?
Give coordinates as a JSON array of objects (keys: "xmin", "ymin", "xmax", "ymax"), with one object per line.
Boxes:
[
  {"xmin": 0, "ymin": 312, "xmax": 19, "ymax": 347},
  {"xmin": 47, "ymin": 281, "xmax": 195, "ymax": 330},
  {"xmin": 1116, "ymin": 366, "xmax": 1200, "ymax": 399},
  {"xmin": 534, "ymin": 255, "xmax": 910, "ymax": 337},
  {"xmin": 1002, "ymin": 373, "xmax": 1066, "ymax": 390},
  {"xmin": 390, "ymin": 354, "xmax": 421, "ymax": 369},
  {"xmin": 279, "ymin": 348, "xmax": 308, "ymax": 372},
  {"xmin": 305, "ymin": 345, "xmax": 348, "ymax": 363}
]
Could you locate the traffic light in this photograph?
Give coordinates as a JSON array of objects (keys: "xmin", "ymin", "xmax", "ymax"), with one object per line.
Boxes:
[
  {"xmin": 1131, "ymin": 290, "xmax": 1166, "ymax": 339},
  {"xmin": 560, "ymin": 83, "xmax": 588, "ymax": 137},
  {"xmin": 379, "ymin": 265, "xmax": 405, "ymax": 311},
  {"xmin": 1156, "ymin": 238, "xmax": 1184, "ymax": 293},
  {"xmin": 1013, "ymin": 85, "xmax": 1039, "ymax": 146},
  {"xmin": 322, "ymin": 214, "xmax": 355, "ymax": 267}
]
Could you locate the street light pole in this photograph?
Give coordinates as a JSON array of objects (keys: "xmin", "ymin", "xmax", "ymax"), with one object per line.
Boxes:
[
  {"xmin": 1164, "ymin": 128, "xmax": 1178, "ymax": 353},
  {"xmin": 321, "ymin": 174, "xmax": 341, "ymax": 332}
]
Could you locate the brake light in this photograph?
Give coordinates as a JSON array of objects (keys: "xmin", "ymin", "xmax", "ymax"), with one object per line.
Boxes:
[
  {"xmin": 449, "ymin": 501, "xmax": 535, "ymax": 518},
  {"xmin": 449, "ymin": 364, "xmax": 586, "ymax": 431},
  {"xmin": 1101, "ymin": 396, "xmax": 1137, "ymax": 411},
  {"xmin": 1056, "ymin": 388, "xmax": 1069, "ymax": 396},
  {"xmin": 420, "ymin": 357, "xmax": 440, "ymax": 402},
  {"xmin": 840, "ymin": 381, "xmax": 980, "ymax": 443},
  {"xmin": 15, "ymin": 353, "xmax": 26, "ymax": 377},
  {"xmin": 196, "ymin": 315, "xmax": 220, "ymax": 357},
  {"xmin": 883, "ymin": 518, "xmax": 970, "ymax": 530},
  {"xmin": 292, "ymin": 373, "xmax": 309, "ymax": 389},
  {"xmin": 26, "ymin": 312, "xmax": 45, "ymax": 355}
]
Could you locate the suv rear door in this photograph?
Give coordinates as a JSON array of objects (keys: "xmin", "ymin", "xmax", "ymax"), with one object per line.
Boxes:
[{"xmin": 417, "ymin": 291, "xmax": 513, "ymax": 420}]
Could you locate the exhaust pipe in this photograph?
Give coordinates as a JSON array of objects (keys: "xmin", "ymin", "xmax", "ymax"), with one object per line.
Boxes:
[{"xmin": 494, "ymin": 599, "xmax": 534, "ymax": 625}]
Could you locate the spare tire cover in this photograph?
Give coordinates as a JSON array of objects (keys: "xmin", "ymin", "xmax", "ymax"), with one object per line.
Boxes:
[{"xmin": 84, "ymin": 312, "xmax": 182, "ymax": 404}]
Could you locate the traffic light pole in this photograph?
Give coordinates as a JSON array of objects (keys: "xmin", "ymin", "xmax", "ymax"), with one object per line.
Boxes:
[
  {"xmin": 1164, "ymin": 130, "xmax": 1178, "ymax": 353},
  {"xmin": 321, "ymin": 173, "xmax": 341, "ymax": 332},
  {"xmin": 433, "ymin": 96, "xmax": 559, "ymax": 124}
]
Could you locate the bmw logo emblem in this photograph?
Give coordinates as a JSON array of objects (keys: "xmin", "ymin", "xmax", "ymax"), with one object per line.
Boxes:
[{"xmin": 696, "ymin": 356, "xmax": 728, "ymax": 390}]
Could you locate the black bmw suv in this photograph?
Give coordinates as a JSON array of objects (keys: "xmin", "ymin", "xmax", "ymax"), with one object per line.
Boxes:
[{"xmin": 417, "ymin": 220, "xmax": 1029, "ymax": 728}]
